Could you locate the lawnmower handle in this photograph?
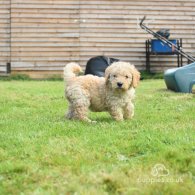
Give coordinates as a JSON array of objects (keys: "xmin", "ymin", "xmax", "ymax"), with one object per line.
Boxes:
[{"xmin": 140, "ymin": 16, "xmax": 146, "ymax": 26}]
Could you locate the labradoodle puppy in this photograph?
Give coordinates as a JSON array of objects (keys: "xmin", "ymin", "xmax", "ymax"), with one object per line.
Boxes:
[{"xmin": 64, "ymin": 61, "xmax": 140, "ymax": 122}]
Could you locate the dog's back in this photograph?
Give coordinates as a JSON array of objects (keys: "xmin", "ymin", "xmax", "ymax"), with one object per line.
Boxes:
[{"xmin": 64, "ymin": 62, "xmax": 107, "ymax": 112}]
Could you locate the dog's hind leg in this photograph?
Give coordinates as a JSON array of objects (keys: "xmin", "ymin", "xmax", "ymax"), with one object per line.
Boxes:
[
  {"xmin": 67, "ymin": 97, "xmax": 92, "ymax": 122},
  {"xmin": 66, "ymin": 105, "xmax": 74, "ymax": 119},
  {"xmin": 71, "ymin": 104, "xmax": 92, "ymax": 122},
  {"xmin": 66, "ymin": 87, "xmax": 95, "ymax": 122}
]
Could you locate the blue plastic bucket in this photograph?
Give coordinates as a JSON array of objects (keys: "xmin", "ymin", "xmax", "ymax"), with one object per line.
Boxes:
[{"xmin": 151, "ymin": 39, "xmax": 177, "ymax": 53}]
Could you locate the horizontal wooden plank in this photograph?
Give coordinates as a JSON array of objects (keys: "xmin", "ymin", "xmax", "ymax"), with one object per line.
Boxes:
[
  {"xmin": 11, "ymin": 42, "xmax": 79, "ymax": 47},
  {"xmin": 11, "ymin": 51, "xmax": 80, "ymax": 57},
  {"xmin": 11, "ymin": 4, "xmax": 80, "ymax": 9},
  {"xmin": 11, "ymin": 8, "xmax": 193, "ymax": 15},
  {"xmin": 9, "ymin": 32, "xmax": 195, "ymax": 39},
  {"xmin": 11, "ymin": 61, "xmax": 77, "ymax": 68},
  {"xmin": 0, "ymin": 66, "xmax": 7, "ymax": 72},
  {"xmin": 80, "ymin": 0, "xmax": 195, "ymax": 5},
  {"xmin": 9, "ymin": 27, "xmax": 195, "ymax": 34},
  {"xmin": 13, "ymin": 0, "xmax": 79, "ymax": 3},
  {"xmin": 11, "ymin": 70, "xmax": 64, "ymax": 79},
  {"xmin": 11, "ymin": 37, "xmax": 79, "ymax": 42}
]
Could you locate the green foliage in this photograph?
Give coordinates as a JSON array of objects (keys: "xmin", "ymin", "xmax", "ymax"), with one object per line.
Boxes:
[
  {"xmin": 11, "ymin": 74, "xmax": 31, "ymax": 80},
  {"xmin": 44, "ymin": 76, "xmax": 63, "ymax": 81},
  {"xmin": 0, "ymin": 74, "xmax": 30, "ymax": 81},
  {"xmin": 0, "ymin": 74, "xmax": 63, "ymax": 81},
  {"xmin": 140, "ymin": 71, "xmax": 164, "ymax": 80},
  {"xmin": 0, "ymin": 80, "xmax": 194, "ymax": 194},
  {"xmin": 0, "ymin": 71, "xmax": 164, "ymax": 81}
]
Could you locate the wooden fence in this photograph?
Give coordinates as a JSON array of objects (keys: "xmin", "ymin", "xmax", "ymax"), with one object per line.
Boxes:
[
  {"xmin": 0, "ymin": 0, "xmax": 195, "ymax": 77},
  {"xmin": 0, "ymin": 0, "xmax": 10, "ymax": 73}
]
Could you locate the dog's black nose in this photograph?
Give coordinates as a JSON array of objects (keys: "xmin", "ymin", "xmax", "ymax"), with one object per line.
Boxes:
[{"xmin": 117, "ymin": 82, "xmax": 123, "ymax": 88}]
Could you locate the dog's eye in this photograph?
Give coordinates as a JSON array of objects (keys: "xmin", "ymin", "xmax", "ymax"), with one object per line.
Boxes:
[
  {"xmin": 125, "ymin": 75, "xmax": 129, "ymax": 79},
  {"xmin": 113, "ymin": 75, "xmax": 117, "ymax": 78}
]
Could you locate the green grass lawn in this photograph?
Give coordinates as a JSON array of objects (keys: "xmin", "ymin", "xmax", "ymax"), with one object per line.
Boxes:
[{"xmin": 0, "ymin": 80, "xmax": 194, "ymax": 194}]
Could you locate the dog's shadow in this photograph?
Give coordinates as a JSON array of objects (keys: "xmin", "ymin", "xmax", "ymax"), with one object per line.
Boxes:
[
  {"xmin": 60, "ymin": 115, "xmax": 114, "ymax": 124},
  {"xmin": 91, "ymin": 116, "xmax": 114, "ymax": 124}
]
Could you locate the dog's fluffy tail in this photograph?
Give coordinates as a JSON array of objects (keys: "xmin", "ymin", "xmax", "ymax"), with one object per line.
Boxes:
[{"xmin": 64, "ymin": 62, "xmax": 82, "ymax": 81}]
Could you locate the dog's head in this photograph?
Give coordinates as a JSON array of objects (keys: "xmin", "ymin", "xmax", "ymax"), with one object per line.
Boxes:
[{"xmin": 105, "ymin": 62, "xmax": 140, "ymax": 91}]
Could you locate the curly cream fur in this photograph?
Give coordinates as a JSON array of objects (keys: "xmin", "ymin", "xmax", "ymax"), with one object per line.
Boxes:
[{"xmin": 64, "ymin": 61, "xmax": 140, "ymax": 122}]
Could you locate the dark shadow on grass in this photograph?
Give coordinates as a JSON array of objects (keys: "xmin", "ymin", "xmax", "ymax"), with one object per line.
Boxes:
[
  {"xmin": 58, "ymin": 116, "xmax": 100, "ymax": 124},
  {"xmin": 56, "ymin": 113, "xmax": 126, "ymax": 125},
  {"xmin": 61, "ymin": 116, "xmax": 115, "ymax": 124},
  {"xmin": 92, "ymin": 116, "xmax": 114, "ymax": 124}
]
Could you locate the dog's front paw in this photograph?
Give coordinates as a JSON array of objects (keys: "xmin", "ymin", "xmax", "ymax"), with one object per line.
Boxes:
[
  {"xmin": 114, "ymin": 117, "xmax": 124, "ymax": 122},
  {"xmin": 109, "ymin": 110, "xmax": 123, "ymax": 121},
  {"xmin": 124, "ymin": 112, "xmax": 134, "ymax": 120},
  {"xmin": 81, "ymin": 117, "xmax": 97, "ymax": 123},
  {"xmin": 111, "ymin": 114, "xmax": 124, "ymax": 121}
]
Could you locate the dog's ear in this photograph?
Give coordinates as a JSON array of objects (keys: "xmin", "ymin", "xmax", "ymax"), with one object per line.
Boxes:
[
  {"xmin": 130, "ymin": 65, "xmax": 140, "ymax": 88},
  {"xmin": 105, "ymin": 66, "xmax": 112, "ymax": 85}
]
